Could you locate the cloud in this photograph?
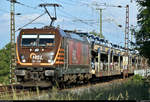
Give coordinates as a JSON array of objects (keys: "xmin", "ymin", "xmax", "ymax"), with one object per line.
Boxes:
[{"xmin": 0, "ymin": 0, "xmax": 138, "ymax": 49}]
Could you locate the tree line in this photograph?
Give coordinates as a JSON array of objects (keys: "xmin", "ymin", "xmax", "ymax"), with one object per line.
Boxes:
[
  {"xmin": 0, "ymin": 43, "xmax": 10, "ymax": 84},
  {"xmin": 135, "ymin": 0, "xmax": 150, "ymax": 64}
]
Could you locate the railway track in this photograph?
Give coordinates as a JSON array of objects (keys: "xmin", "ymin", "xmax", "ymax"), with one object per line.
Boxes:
[
  {"xmin": 0, "ymin": 84, "xmax": 33, "ymax": 99},
  {"xmin": 31, "ymin": 75, "xmax": 134, "ymax": 100},
  {"xmin": 56, "ymin": 74, "xmax": 133, "ymax": 90},
  {"xmin": 0, "ymin": 74, "xmax": 133, "ymax": 92},
  {"xmin": 0, "ymin": 74, "xmax": 133, "ymax": 99},
  {"xmin": 61, "ymin": 78, "xmax": 129, "ymax": 96}
]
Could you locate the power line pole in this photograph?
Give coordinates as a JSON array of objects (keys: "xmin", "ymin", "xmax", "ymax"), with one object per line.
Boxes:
[
  {"xmin": 125, "ymin": 5, "xmax": 129, "ymax": 52},
  {"xmin": 10, "ymin": 0, "xmax": 16, "ymax": 84},
  {"xmin": 130, "ymin": 25, "xmax": 134, "ymax": 49},
  {"xmin": 123, "ymin": 5, "xmax": 129, "ymax": 79},
  {"xmin": 100, "ymin": 9, "xmax": 102, "ymax": 38},
  {"xmin": 96, "ymin": 8, "xmax": 104, "ymax": 38}
]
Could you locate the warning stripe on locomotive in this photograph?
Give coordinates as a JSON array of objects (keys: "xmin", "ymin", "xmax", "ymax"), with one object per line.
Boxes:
[
  {"xmin": 55, "ymin": 61, "xmax": 64, "ymax": 64},
  {"xmin": 57, "ymin": 57, "xmax": 64, "ymax": 60},
  {"xmin": 55, "ymin": 48, "xmax": 64, "ymax": 65},
  {"xmin": 58, "ymin": 53, "xmax": 64, "ymax": 56},
  {"xmin": 59, "ymin": 49, "xmax": 64, "ymax": 52}
]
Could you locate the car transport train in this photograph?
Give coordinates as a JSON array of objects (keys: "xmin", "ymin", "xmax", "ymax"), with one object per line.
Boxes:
[{"xmin": 15, "ymin": 26, "xmax": 149, "ymax": 87}]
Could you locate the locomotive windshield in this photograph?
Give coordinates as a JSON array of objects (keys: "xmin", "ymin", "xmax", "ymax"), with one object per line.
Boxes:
[
  {"xmin": 22, "ymin": 35, "xmax": 37, "ymax": 46},
  {"xmin": 21, "ymin": 34, "xmax": 55, "ymax": 47},
  {"xmin": 39, "ymin": 34, "xmax": 55, "ymax": 46}
]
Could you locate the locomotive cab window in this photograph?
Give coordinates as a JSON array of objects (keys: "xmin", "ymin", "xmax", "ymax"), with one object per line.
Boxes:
[
  {"xmin": 22, "ymin": 35, "xmax": 37, "ymax": 46},
  {"xmin": 39, "ymin": 35, "xmax": 55, "ymax": 47}
]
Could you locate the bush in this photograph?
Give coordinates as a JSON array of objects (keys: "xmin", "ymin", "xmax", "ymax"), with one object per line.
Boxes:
[{"xmin": 0, "ymin": 43, "xmax": 11, "ymax": 84}]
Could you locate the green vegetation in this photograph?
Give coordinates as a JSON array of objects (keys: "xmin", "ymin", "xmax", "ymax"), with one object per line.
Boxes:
[
  {"xmin": 48, "ymin": 75, "xmax": 150, "ymax": 100},
  {"xmin": 0, "ymin": 75, "xmax": 149, "ymax": 100},
  {"xmin": 54, "ymin": 75, "xmax": 149, "ymax": 100},
  {"xmin": 0, "ymin": 43, "xmax": 11, "ymax": 85},
  {"xmin": 135, "ymin": 0, "xmax": 150, "ymax": 63}
]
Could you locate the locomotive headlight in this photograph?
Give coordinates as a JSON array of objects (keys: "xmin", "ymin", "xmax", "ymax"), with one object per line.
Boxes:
[
  {"xmin": 49, "ymin": 52, "xmax": 54, "ymax": 56},
  {"xmin": 30, "ymin": 48, "xmax": 32, "ymax": 52},
  {"xmin": 48, "ymin": 59, "xmax": 52, "ymax": 63},
  {"xmin": 22, "ymin": 59, "xmax": 26, "ymax": 63},
  {"xmin": 48, "ymin": 60, "xmax": 54, "ymax": 64},
  {"xmin": 47, "ymin": 51, "xmax": 54, "ymax": 64},
  {"xmin": 48, "ymin": 52, "xmax": 54, "ymax": 61}
]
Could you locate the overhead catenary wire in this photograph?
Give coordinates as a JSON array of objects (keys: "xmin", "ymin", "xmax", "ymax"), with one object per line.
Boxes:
[
  {"xmin": 58, "ymin": 8, "xmax": 94, "ymax": 27},
  {"xmin": 105, "ymin": 15, "xmax": 124, "ymax": 37},
  {"xmin": 0, "ymin": 8, "xmax": 21, "ymax": 15},
  {"xmin": 15, "ymin": 12, "xmax": 46, "ymax": 32},
  {"xmin": 55, "ymin": 0, "xmax": 76, "ymax": 6},
  {"xmin": 56, "ymin": 8, "xmax": 97, "ymax": 32},
  {"xmin": 57, "ymin": 3, "xmax": 121, "ymax": 33},
  {"xmin": 73, "ymin": 1, "xmax": 124, "ymax": 30},
  {"xmin": 92, "ymin": 2, "xmax": 127, "ymax": 43},
  {"xmin": 57, "ymin": 11, "xmax": 91, "ymax": 30},
  {"xmin": 6, "ymin": 0, "xmax": 126, "ymax": 37},
  {"xmin": 90, "ymin": 2, "xmax": 126, "ymax": 28},
  {"xmin": 60, "ymin": 1, "xmax": 126, "ymax": 36},
  {"xmin": 6, "ymin": 0, "xmax": 87, "ymax": 31},
  {"xmin": 6, "ymin": 0, "xmax": 113, "ymax": 30},
  {"xmin": 6, "ymin": 0, "xmax": 36, "ymax": 9},
  {"xmin": 6, "ymin": 0, "xmax": 44, "ymax": 12},
  {"xmin": 105, "ymin": 6, "xmax": 126, "ymax": 44},
  {"xmin": 69, "ymin": 0, "xmax": 91, "ymax": 6}
]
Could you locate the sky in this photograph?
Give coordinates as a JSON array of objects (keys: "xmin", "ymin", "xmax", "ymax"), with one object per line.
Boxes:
[{"xmin": 0, "ymin": 0, "xmax": 138, "ymax": 49}]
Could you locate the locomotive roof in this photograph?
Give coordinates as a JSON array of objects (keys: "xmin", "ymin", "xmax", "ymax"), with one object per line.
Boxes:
[
  {"xmin": 19, "ymin": 28, "xmax": 89, "ymax": 43},
  {"xmin": 19, "ymin": 27, "xmax": 137, "ymax": 54},
  {"xmin": 60, "ymin": 29, "xmax": 89, "ymax": 43}
]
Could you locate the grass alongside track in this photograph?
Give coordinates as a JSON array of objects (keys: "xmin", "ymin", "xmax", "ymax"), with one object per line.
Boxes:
[
  {"xmin": 78, "ymin": 75, "xmax": 149, "ymax": 100},
  {"xmin": 0, "ymin": 75, "xmax": 149, "ymax": 100},
  {"xmin": 47, "ymin": 75, "xmax": 150, "ymax": 100}
]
